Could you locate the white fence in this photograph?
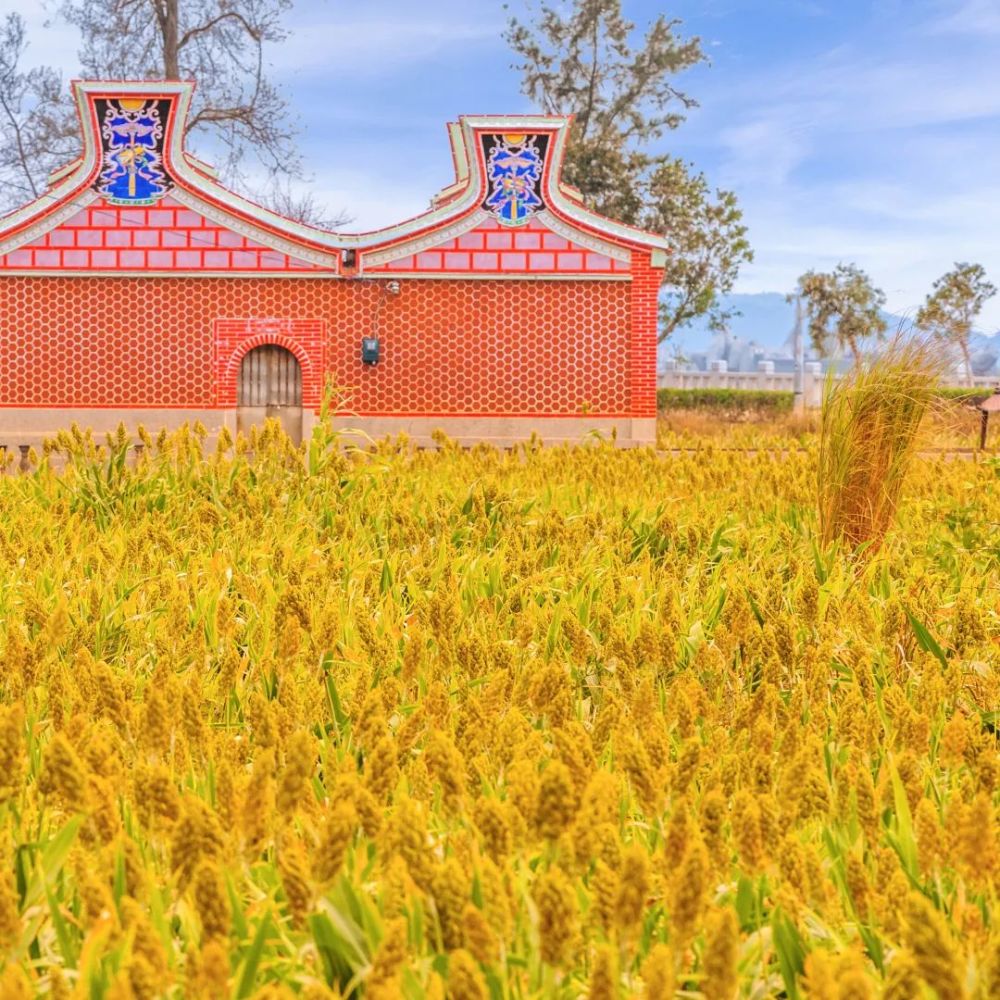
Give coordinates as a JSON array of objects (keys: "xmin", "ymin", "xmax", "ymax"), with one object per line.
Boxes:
[{"xmin": 658, "ymin": 361, "xmax": 998, "ymax": 409}]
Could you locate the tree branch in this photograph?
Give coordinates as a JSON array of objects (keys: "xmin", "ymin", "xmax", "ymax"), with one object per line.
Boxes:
[
  {"xmin": 179, "ymin": 10, "xmax": 261, "ymax": 52},
  {"xmin": 581, "ymin": 15, "xmax": 599, "ymax": 141},
  {"xmin": 0, "ymin": 85, "xmax": 38, "ymax": 199}
]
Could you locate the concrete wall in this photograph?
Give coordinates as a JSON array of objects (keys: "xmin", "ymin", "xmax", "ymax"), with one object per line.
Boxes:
[{"xmin": 658, "ymin": 363, "xmax": 998, "ymax": 407}]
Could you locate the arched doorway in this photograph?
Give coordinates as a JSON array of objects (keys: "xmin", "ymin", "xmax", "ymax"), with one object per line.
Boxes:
[{"xmin": 237, "ymin": 344, "xmax": 303, "ymax": 444}]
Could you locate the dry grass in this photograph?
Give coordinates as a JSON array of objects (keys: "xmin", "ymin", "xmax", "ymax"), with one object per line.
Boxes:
[
  {"xmin": 817, "ymin": 336, "xmax": 945, "ymax": 555},
  {"xmin": 923, "ymin": 396, "xmax": 992, "ymax": 449},
  {"xmin": 657, "ymin": 396, "xmax": 989, "ymax": 452},
  {"xmin": 657, "ymin": 409, "xmax": 819, "ymax": 448}
]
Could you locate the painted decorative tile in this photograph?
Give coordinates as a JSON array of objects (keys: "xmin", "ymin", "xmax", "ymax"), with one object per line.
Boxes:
[
  {"xmin": 95, "ymin": 98, "xmax": 173, "ymax": 205},
  {"xmin": 481, "ymin": 134, "xmax": 548, "ymax": 227}
]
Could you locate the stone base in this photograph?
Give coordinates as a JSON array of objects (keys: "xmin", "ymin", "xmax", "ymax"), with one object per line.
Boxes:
[
  {"xmin": 329, "ymin": 415, "xmax": 655, "ymax": 448},
  {"xmin": 0, "ymin": 409, "xmax": 656, "ymax": 449},
  {"xmin": 0, "ymin": 408, "xmax": 233, "ymax": 445}
]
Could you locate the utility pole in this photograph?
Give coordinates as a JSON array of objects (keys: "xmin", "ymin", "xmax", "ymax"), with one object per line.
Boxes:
[{"xmin": 792, "ymin": 294, "xmax": 805, "ymax": 412}]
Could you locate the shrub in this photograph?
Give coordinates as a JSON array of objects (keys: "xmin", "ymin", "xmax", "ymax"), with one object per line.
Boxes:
[
  {"xmin": 657, "ymin": 387, "xmax": 794, "ymax": 415},
  {"xmin": 934, "ymin": 386, "xmax": 991, "ymax": 404}
]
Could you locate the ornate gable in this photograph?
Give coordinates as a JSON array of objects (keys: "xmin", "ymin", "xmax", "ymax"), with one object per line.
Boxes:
[
  {"xmin": 356, "ymin": 117, "xmax": 667, "ymax": 275},
  {"xmin": 0, "ymin": 83, "xmax": 341, "ymax": 274},
  {"xmin": 0, "ymin": 82, "xmax": 669, "ymax": 278}
]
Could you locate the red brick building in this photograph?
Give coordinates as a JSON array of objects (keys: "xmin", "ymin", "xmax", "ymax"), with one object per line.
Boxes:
[{"xmin": 0, "ymin": 81, "xmax": 668, "ymax": 446}]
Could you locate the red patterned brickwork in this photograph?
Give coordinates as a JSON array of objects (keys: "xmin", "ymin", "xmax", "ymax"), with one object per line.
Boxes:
[
  {"xmin": 0, "ymin": 197, "xmax": 327, "ymax": 273},
  {"xmin": 365, "ymin": 217, "xmax": 630, "ymax": 275},
  {"xmin": 0, "ymin": 276, "xmax": 635, "ymax": 415},
  {"xmin": 629, "ymin": 252, "xmax": 663, "ymax": 419}
]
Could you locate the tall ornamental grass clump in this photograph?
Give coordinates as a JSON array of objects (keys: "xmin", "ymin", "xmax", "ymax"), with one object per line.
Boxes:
[{"xmin": 818, "ymin": 335, "xmax": 944, "ymax": 555}]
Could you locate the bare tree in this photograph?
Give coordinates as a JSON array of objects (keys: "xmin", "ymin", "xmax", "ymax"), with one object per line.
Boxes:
[
  {"xmin": 0, "ymin": 3, "xmax": 344, "ymax": 226},
  {"xmin": 257, "ymin": 177, "xmax": 351, "ymax": 230},
  {"xmin": 61, "ymin": 0, "xmax": 297, "ymax": 175},
  {"xmin": 0, "ymin": 14, "xmax": 79, "ymax": 214}
]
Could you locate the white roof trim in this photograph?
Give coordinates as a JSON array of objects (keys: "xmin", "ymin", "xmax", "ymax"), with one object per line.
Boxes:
[
  {"xmin": 0, "ymin": 189, "xmax": 99, "ymax": 258},
  {"xmin": 535, "ymin": 211, "xmax": 631, "ymax": 263},
  {"xmin": 47, "ymin": 157, "xmax": 83, "ymax": 186},
  {"xmin": 359, "ymin": 213, "xmax": 631, "ymax": 275},
  {"xmin": 456, "ymin": 115, "xmax": 669, "ymax": 251},
  {"xmin": 363, "ymin": 210, "xmax": 490, "ymax": 267},
  {"xmin": 170, "ymin": 188, "xmax": 340, "ymax": 269}
]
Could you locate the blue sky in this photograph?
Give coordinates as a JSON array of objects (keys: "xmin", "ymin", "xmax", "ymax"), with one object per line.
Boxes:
[{"xmin": 13, "ymin": 0, "xmax": 1000, "ymax": 330}]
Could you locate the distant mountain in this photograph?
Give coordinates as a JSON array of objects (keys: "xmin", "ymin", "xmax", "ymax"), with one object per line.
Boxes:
[
  {"xmin": 664, "ymin": 292, "xmax": 998, "ymax": 374},
  {"xmin": 667, "ymin": 292, "xmax": 915, "ymax": 355},
  {"xmin": 667, "ymin": 293, "xmax": 798, "ymax": 355}
]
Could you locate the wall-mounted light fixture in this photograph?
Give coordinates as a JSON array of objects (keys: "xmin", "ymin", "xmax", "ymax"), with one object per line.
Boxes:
[
  {"xmin": 361, "ymin": 337, "xmax": 380, "ymax": 365},
  {"xmin": 386, "ymin": 280, "xmax": 400, "ymax": 295}
]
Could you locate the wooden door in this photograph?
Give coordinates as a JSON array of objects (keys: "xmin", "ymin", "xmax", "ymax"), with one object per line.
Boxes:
[{"xmin": 237, "ymin": 345, "xmax": 303, "ymax": 444}]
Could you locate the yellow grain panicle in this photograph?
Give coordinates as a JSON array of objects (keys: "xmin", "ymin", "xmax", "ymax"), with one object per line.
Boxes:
[{"xmin": 0, "ymin": 420, "xmax": 993, "ymax": 995}]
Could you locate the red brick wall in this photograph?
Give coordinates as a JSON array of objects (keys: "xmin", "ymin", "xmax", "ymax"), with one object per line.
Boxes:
[
  {"xmin": 0, "ymin": 275, "xmax": 643, "ymax": 416},
  {"xmin": 366, "ymin": 218, "xmax": 630, "ymax": 276}
]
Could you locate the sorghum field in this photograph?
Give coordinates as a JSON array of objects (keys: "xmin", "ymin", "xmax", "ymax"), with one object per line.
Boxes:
[{"xmin": 0, "ymin": 421, "xmax": 997, "ymax": 999}]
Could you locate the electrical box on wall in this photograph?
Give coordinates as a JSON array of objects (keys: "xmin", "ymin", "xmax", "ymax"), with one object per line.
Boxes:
[{"xmin": 361, "ymin": 337, "xmax": 380, "ymax": 365}]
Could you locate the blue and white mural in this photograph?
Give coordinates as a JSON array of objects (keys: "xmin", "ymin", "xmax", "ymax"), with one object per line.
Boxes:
[
  {"xmin": 95, "ymin": 98, "xmax": 172, "ymax": 205},
  {"xmin": 482, "ymin": 133, "xmax": 547, "ymax": 226}
]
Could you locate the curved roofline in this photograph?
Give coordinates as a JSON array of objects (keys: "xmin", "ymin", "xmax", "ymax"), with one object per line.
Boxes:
[{"xmin": 0, "ymin": 79, "xmax": 670, "ymax": 262}]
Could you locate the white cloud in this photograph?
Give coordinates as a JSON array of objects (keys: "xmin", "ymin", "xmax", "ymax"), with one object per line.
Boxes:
[
  {"xmin": 275, "ymin": 5, "xmax": 502, "ymax": 76},
  {"xmin": 922, "ymin": 0, "xmax": 1000, "ymax": 37},
  {"xmin": 716, "ymin": 112, "xmax": 815, "ymax": 187},
  {"xmin": 731, "ymin": 165, "xmax": 1000, "ymax": 329}
]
